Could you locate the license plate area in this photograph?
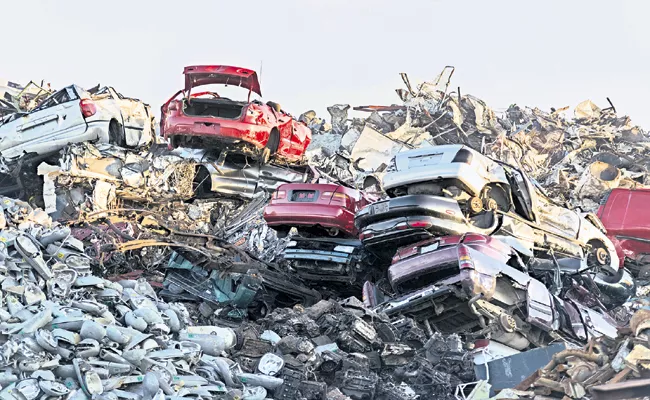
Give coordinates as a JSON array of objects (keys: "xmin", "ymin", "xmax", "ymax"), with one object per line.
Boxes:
[
  {"xmin": 291, "ymin": 190, "xmax": 317, "ymax": 202},
  {"xmin": 420, "ymin": 242, "xmax": 439, "ymax": 254},
  {"xmin": 372, "ymin": 202, "xmax": 389, "ymax": 214},
  {"xmin": 408, "ymin": 153, "xmax": 442, "ymax": 168}
]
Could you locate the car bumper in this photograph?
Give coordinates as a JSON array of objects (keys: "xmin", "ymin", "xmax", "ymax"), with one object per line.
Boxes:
[
  {"xmin": 164, "ymin": 116, "xmax": 269, "ymax": 148},
  {"xmin": 382, "ymin": 162, "xmax": 489, "ymax": 195},
  {"xmin": 375, "ymin": 284, "xmax": 454, "ymax": 317},
  {"xmin": 282, "ymin": 238, "xmax": 362, "ymax": 283},
  {"xmin": 355, "ymin": 195, "xmax": 496, "ymax": 247},
  {"xmin": 264, "ymin": 203, "xmax": 357, "ymax": 236}
]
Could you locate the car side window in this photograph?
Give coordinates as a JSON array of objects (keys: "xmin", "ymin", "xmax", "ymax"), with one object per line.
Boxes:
[{"xmin": 32, "ymin": 87, "xmax": 79, "ymax": 112}]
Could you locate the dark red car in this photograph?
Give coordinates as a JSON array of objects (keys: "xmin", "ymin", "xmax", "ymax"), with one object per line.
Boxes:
[
  {"xmin": 160, "ymin": 65, "xmax": 311, "ymax": 164},
  {"xmin": 263, "ymin": 183, "xmax": 373, "ymax": 238},
  {"xmin": 598, "ymin": 188, "xmax": 650, "ymax": 276}
]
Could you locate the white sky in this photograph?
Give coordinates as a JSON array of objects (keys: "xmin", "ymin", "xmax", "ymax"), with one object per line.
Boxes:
[{"xmin": 4, "ymin": 0, "xmax": 649, "ymax": 127}]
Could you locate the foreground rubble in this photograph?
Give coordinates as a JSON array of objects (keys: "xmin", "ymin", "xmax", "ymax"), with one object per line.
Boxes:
[
  {"xmin": 504, "ymin": 304, "xmax": 650, "ymax": 399},
  {"xmin": 0, "ymin": 198, "xmax": 483, "ymax": 399}
]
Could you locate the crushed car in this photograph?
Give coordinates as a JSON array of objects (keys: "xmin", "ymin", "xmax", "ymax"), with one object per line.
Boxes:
[
  {"xmin": 160, "ymin": 65, "xmax": 311, "ymax": 164},
  {"xmin": 263, "ymin": 183, "xmax": 373, "ymax": 238},
  {"xmin": 356, "ymin": 144, "xmax": 620, "ymax": 276},
  {"xmin": 598, "ymin": 187, "xmax": 650, "ymax": 278},
  {"xmin": 0, "ymin": 84, "xmax": 154, "ymax": 172},
  {"xmin": 362, "ymin": 234, "xmax": 624, "ymax": 352},
  {"xmin": 264, "ymin": 183, "xmax": 378, "ymax": 291},
  {"xmin": 192, "ymin": 151, "xmax": 311, "ymax": 199}
]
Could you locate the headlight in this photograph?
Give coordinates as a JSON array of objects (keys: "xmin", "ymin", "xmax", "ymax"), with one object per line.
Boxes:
[
  {"xmin": 287, "ymin": 241, "xmax": 297, "ymax": 247},
  {"xmin": 334, "ymin": 245, "xmax": 356, "ymax": 254}
]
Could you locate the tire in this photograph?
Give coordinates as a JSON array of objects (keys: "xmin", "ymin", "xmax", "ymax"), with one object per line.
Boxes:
[
  {"xmin": 587, "ymin": 239, "xmax": 614, "ymax": 276},
  {"xmin": 108, "ymin": 120, "xmax": 125, "ymax": 147}
]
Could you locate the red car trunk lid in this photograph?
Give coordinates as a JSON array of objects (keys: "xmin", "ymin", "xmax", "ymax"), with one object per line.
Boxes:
[{"xmin": 184, "ymin": 65, "xmax": 262, "ymax": 96}]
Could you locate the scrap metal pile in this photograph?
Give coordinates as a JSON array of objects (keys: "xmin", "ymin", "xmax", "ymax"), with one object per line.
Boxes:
[
  {"xmin": 0, "ymin": 196, "xmax": 480, "ymax": 400},
  {"xmin": 504, "ymin": 305, "xmax": 650, "ymax": 399},
  {"xmin": 304, "ymin": 67, "xmax": 650, "ymax": 211},
  {"xmin": 0, "ymin": 65, "xmax": 649, "ymax": 399}
]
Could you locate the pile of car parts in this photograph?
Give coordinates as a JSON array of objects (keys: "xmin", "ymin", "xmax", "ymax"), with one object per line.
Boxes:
[
  {"xmin": 0, "ymin": 196, "xmax": 485, "ymax": 400},
  {"xmin": 504, "ymin": 307, "xmax": 650, "ymax": 399},
  {"xmin": 1, "ymin": 65, "xmax": 650, "ymax": 399}
]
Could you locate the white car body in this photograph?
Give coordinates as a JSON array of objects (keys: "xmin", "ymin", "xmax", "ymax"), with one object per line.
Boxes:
[
  {"xmin": 382, "ymin": 144, "xmax": 509, "ymax": 196},
  {"xmin": 0, "ymin": 85, "xmax": 153, "ymax": 171},
  {"xmin": 378, "ymin": 145, "xmax": 621, "ymax": 274}
]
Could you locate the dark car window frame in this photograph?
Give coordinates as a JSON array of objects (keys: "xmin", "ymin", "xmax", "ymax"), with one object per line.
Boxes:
[{"xmin": 31, "ymin": 86, "xmax": 80, "ymax": 113}]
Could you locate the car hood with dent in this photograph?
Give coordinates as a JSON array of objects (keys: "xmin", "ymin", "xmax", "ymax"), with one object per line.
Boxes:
[{"xmin": 183, "ymin": 65, "xmax": 262, "ymax": 96}]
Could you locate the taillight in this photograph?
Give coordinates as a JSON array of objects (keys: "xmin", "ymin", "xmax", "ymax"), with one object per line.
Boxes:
[
  {"xmin": 272, "ymin": 190, "xmax": 286, "ymax": 200},
  {"xmin": 395, "ymin": 222, "xmax": 409, "ymax": 231},
  {"xmin": 393, "ymin": 246, "xmax": 417, "ymax": 263},
  {"xmin": 458, "ymin": 244, "xmax": 474, "ymax": 269},
  {"xmin": 243, "ymin": 106, "xmax": 263, "ymax": 123},
  {"xmin": 80, "ymin": 99, "xmax": 96, "ymax": 118},
  {"xmin": 452, "ymin": 148, "xmax": 473, "ymax": 164},
  {"xmin": 330, "ymin": 192, "xmax": 351, "ymax": 204},
  {"xmin": 407, "ymin": 220, "xmax": 432, "ymax": 229},
  {"xmin": 360, "ymin": 232, "xmax": 374, "ymax": 241},
  {"xmin": 321, "ymin": 191, "xmax": 334, "ymax": 200},
  {"xmin": 474, "ymin": 339, "xmax": 489, "ymax": 349}
]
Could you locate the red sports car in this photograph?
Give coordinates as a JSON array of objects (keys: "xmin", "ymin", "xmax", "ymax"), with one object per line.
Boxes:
[
  {"xmin": 264, "ymin": 183, "xmax": 374, "ymax": 238},
  {"xmin": 160, "ymin": 65, "xmax": 311, "ymax": 163}
]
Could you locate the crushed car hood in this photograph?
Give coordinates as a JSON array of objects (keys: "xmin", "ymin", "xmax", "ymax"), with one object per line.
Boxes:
[{"xmin": 184, "ymin": 65, "xmax": 262, "ymax": 96}]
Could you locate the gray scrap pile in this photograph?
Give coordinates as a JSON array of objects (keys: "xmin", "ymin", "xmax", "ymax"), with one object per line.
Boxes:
[
  {"xmin": 303, "ymin": 67, "xmax": 650, "ymax": 210},
  {"xmin": 37, "ymin": 142, "xmax": 286, "ymax": 262},
  {"xmin": 0, "ymin": 79, "xmax": 53, "ymax": 117},
  {"xmin": 0, "ymin": 195, "xmax": 480, "ymax": 400},
  {"xmin": 235, "ymin": 298, "xmax": 478, "ymax": 400},
  {"xmin": 502, "ymin": 306, "xmax": 650, "ymax": 400}
]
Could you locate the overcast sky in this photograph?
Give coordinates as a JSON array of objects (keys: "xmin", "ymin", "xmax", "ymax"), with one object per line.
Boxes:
[{"xmin": 4, "ymin": 0, "xmax": 649, "ymax": 127}]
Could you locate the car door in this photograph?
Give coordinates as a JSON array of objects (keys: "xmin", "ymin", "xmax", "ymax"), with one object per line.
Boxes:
[
  {"xmin": 0, "ymin": 87, "xmax": 86, "ymax": 161},
  {"xmin": 505, "ymin": 167, "xmax": 581, "ymax": 257},
  {"xmin": 107, "ymin": 88, "xmax": 152, "ymax": 147}
]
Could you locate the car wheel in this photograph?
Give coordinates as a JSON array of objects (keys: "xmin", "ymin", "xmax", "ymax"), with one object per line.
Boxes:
[
  {"xmin": 587, "ymin": 239, "xmax": 614, "ymax": 275},
  {"xmin": 108, "ymin": 120, "xmax": 125, "ymax": 147}
]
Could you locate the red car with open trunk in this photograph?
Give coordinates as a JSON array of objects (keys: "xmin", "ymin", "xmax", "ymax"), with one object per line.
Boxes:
[
  {"xmin": 263, "ymin": 183, "xmax": 373, "ymax": 238},
  {"xmin": 160, "ymin": 65, "xmax": 311, "ymax": 163}
]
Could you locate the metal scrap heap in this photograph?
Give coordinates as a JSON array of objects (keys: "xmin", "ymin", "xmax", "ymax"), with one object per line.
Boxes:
[
  {"xmin": 504, "ymin": 306, "xmax": 650, "ymax": 400},
  {"xmin": 304, "ymin": 67, "xmax": 649, "ymax": 211},
  {"xmin": 0, "ymin": 66, "xmax": 649, "ymax": 399},
  {"xmin": 0, "ymin": 197, "xmax": 479, "ymax": 400}
]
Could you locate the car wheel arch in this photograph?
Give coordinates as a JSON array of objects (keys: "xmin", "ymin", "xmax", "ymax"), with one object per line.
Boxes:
[
  {"xmin": 268, "ymin": 128, "xmax": 281, "ymax": 153},
  {"xmin": 108, "ymin": 119, "xmax": 125, "ymax": 146}
]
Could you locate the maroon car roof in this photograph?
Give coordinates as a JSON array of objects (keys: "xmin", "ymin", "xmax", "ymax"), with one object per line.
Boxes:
[{"xmin": 183, "ymin": 65, "xmax": 262, "ymax": 96}]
